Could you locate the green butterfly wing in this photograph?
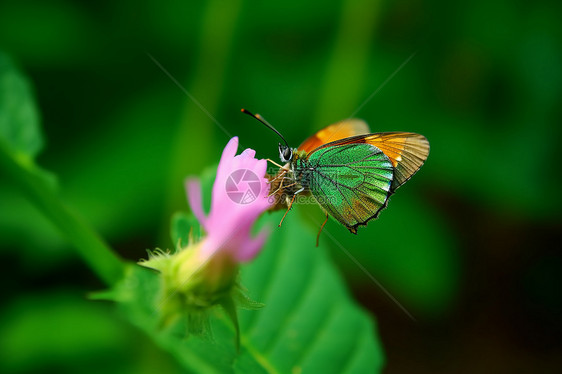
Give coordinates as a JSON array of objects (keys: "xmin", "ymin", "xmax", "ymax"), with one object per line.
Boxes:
[{"xmin": 299, "ymin": 143, "xmax": 394, "ymax": 233}]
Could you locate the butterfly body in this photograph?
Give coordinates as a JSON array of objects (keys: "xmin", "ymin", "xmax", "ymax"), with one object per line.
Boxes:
[{"xmin": 267, "ymin": 119, "xmax": 430, "ymax": 234}]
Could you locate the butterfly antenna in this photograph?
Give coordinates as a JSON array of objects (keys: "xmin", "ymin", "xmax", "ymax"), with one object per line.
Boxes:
[{"xmin": 241, "ymin": 108, "xmax": 290, "ymax": 148}]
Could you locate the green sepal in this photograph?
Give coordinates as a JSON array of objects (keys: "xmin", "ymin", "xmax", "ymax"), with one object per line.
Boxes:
[
  {"xmin": 232, "ymin": 284, "xmax": 264, "ymax": 311},
  {"xmin": 170, "ymin": 211, "xmax": 201, "ymax": 251}
]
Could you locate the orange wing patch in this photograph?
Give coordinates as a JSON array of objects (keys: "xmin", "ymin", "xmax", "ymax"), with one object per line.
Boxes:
[
  {"xmin": 298, "ymin": 119, "xmax": 370, "ymax": 154},
  {"xmin": 363, "ymin": 132, "xmax": 429, "ymax": 190}
]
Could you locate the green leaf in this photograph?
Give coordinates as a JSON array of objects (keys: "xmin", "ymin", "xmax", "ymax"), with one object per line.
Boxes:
[
  {"xmin": 0, "ymin": 51, "xmax": 43, "ymax": 160},
  {"xmin": 236, "ymin": 211, "xmax": 385, "ymax": 373},
  {"xmin": 111, "ymin": 210, "xmax": 384, "ymax": 373}
]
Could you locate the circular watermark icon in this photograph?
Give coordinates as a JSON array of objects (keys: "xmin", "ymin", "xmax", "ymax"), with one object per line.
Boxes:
[{"xmin": 226, "ymin": 169, "xmax": 261, "ymax": 204}]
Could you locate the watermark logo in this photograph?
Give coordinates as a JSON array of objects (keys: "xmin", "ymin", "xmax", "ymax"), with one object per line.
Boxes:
[{"xmin": 226, "ymin": 169, "xmax": 261, "ymax": 204}]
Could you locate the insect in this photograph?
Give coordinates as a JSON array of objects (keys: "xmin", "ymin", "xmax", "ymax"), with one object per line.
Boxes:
[{"xmin": 241, "ymin": 109, "xmax": 430, "ymax": 245}]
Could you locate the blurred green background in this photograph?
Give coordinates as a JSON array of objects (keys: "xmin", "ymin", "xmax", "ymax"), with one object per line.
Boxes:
[{"xmin": 1, "ymin": 0, "xmax": 561, "ymax": 372}]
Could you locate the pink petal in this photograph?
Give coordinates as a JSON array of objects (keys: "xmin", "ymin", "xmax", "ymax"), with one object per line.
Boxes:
[
  {"xmin": 235, "ymin": 228, "xmax": 270, "ymax": 262},
  {"xmin": 241, "ymin": 148, "xmax": 256, "ymax": 158},
  {"xmin": 185, "ymin": 178, "xmax": 207, "ymax": 229},
  {"xmin": 255, "ymin": 159, "xmax": 267, "ymax": 181},
  {"xmin": 216, "ymin": 137, "xmax": 239, "ymax": 179}
]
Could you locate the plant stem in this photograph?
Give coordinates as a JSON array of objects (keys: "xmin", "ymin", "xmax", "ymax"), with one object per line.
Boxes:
[{"xmin": 0, "ymin": 141, "xmax": 125, "ymax": 286}]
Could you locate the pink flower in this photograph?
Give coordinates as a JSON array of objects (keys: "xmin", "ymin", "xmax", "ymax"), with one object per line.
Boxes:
[
  {"xmin": 186, "ymin": 136, "xmax": 272, "ymax": 262},
  {"xmin": 138, "ymin": 137, "xmax": 270, "ymax": 338}
]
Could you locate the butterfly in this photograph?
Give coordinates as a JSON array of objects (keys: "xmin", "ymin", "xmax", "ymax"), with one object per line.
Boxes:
[{"xmin": 241, "ymin": 109, "xmax": 430, "ymax": 245}]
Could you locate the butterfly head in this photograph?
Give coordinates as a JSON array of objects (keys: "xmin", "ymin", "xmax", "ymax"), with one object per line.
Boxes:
[{"xmin": 279, "ymin": 143, "xmax": 293, "ymax": 163}]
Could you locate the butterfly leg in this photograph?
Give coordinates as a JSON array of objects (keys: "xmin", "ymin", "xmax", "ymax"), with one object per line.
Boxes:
[
  {"xmin": 267, "ymin": 169, "xmax": 286, "ymax": 186},
  {"xmin": 278, "ymin": 187, "xmax": 304, "ymax": 227},
  {"xmin": 267, "ymin": 175, "xmax": 285, "ymax": 197},
  {"xmin": 316, "ymin": 211, "xmax": 329, "ymax": 247},
  {"xmin": 268, "ymin": 176, "xmax": 296, "ymax": 198},
  {"xmin": 278, "ymin": 194, "xmax": 296, "ymax": 227},
  {"xmin": 270, "ymin": 181, "xmax": 297, "ymax": 197},
  {"xmin": 266, "ymin": 158, "xmax": 286, "ymax": 169}
]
